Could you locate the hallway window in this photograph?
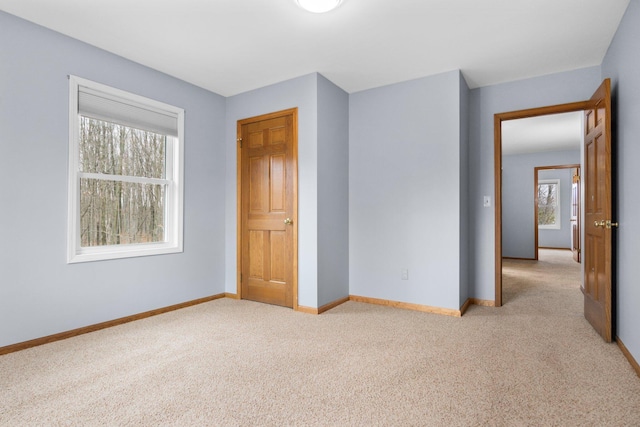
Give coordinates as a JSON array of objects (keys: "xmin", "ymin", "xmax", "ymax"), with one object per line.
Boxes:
[{"xmin": 538, "ymin": 179, "xmax": 560, "ymax": 229}]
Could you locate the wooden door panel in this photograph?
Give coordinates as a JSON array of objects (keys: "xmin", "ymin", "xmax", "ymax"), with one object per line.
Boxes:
[
  {"xmin": 270, "ymin": 154, "xmax": 286, "ymax": 212},
  {"xmin": 247, "ymin": 219, "xmax": 286, "ymax": 231},
  {"xmin": 249, "ymin": 130, "xmax": 264, "ymax": 148},
  {"xmin": 239, "ymin": 111, "xmax": 296, "ymax": 308},
  {"xmin": 270, "ymin": 231, "xmax": 287, "ymax": 283},
  {"xmin": 246, "ymin": 280, "xmax": 286, "ymax": 306},
  {"xmin": 249, "ymin": 231, "xmax": 264, "ymax": 279},
  {"xmin": 270, "ymin": 126, "xmax": 286, "ymax": 145},
  {"xmin": 585, "ymin": 135, "xmax": 596, "ymax": 212},
  {"xmin": 249, "ymin": 157, "xmax": 265, "ymax": 213},
  {"xmin": 583, "ymin": 79, "xmax": 613, "ymax": 342},
  {"xmin": 584, "ymin": 235, "xmax": 605, "ymax": 298}
]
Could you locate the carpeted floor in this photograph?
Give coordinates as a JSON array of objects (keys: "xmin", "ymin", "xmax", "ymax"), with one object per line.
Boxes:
[{"xmin": 1, "ymin": 249, "xmax": 639, "ymax": 426}]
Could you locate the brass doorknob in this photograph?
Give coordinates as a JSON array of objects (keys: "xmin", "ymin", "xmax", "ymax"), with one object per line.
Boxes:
[
  {"xmin": 284, "ymin": 218, "xmax": 293, "ymax": 225},
  {"xmin": 594, "ymin": 220, "xmax": 619, "ymax": 229}
]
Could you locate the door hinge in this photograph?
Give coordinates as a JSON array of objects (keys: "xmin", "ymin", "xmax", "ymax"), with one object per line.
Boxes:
[{"xmin": 237, "ymin": 137, "xmax": 242, "ymax": 148}]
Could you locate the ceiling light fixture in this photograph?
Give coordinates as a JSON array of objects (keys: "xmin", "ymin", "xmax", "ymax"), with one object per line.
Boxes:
[{"xmin": 296, "ymin": 0, "xmax": 343, "ymax": 13}]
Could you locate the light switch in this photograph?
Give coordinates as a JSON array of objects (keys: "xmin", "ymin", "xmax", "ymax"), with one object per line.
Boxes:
[{"xmin": 483, "ymin": 196, "xmax": 491, "ymax": 207}]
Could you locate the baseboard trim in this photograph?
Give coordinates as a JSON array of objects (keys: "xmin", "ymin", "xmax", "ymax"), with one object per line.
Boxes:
[
  {"xmin": 470, "ymin": 298, "xmax": 496, "ymax": 307},
  {"xmin": 295, "ymin": 305, "xmax": 318, "ymax": 314},
  {"xmin": 460, "ymin": 298, "xmax": 496, "ymax": 315},
  {"xmin": 503, "ymin": 256, "xmax": 536, "ymax": 261},
  {"xmin": 349, "ymin": 295, "xmax": 462, "ymax": 317},
  {"xmin": 460, "ymin": 298, "xmax": 473, "ymax": 315},
  {"xmin": 319, "ymin": 296, "xmax": 350, "ymax": 314},
  {"xmin": 617, "ymin": 337, "xmax": 640, "ymax": 378},
  {"xmin": 0, "ymin": 293, "xmax": 226, "ymax": 356},
  {"xmin": 296, "ymin": 296, "xmax": 350, "ymax": 315},
  {"xmin": 0, "ymin": 292, "xmax": 514, "ymax": 355}
]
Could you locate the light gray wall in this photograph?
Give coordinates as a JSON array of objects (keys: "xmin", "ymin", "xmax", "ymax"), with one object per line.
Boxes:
[
  {"xmin": 502, "ymin": 151, "xmax": 579, "ymax": 258},
  {"xmin": 0, "ymin": 12, "xmax": 226, "ymax": 347},
  {"xmin": 224, "ymin": 74, "xmax": 319, "ymax": 308},
  {"xmin": 601, "ymin": 0, "xmax": 640, "ymax": 369},
  {"xmin": 538, "ymin": 168, "xmax": 574, "ymax": 249},
  {"xmin": 459, "ymin": 73, "xmax": 471, "ymax": 306},
  {"xmin": 468, "ymin": 66, "xmax": 601, "ymax": 300},
  {"xmin": 349, "ymin": 71, "xmax": 462, "ymax": 310},
  {"xmin": 317, "ymin": 75, "xmax": 349, "ymax": 306}
]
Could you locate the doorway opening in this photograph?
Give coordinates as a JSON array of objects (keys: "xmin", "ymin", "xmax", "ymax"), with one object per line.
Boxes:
[
  {"xmin": 534, "ymin": 164, "xmax": 581, "ymax": 261},
  {"xmin": 494, "ymin": 101, "xmax": 590, "ymax": 307},
  {"xmin": 495, "ymin": 79, "xmax": 614, "ymax": 343}
]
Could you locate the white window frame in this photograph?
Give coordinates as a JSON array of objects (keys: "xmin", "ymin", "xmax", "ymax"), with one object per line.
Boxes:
[
  {"xmin": 538, "ymin": 179, "xmax": 561, "ymax": 230},
  {"xmin": 67, "ymin": 76, "xmax": 184, "ymax": 263}
]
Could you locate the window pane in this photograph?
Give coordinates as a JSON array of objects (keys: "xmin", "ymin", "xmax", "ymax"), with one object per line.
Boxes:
[
  {"xmin": 538, "ymin": 184, "xmax": 556, "ymax": 206},
  {"xmin": 538, "ymin": 182, "xmax": 558, "ymax": 226},
  {"xmin": 79, "ymin": 116, "xmax": 166, "ymax": 179},
  {"xmin": 538, "ymin": 206, "xmax": 556, "ymax": 225},
  {"xmin": 80, "ymin": 178, "xmax": 165, "ymax": 247}
]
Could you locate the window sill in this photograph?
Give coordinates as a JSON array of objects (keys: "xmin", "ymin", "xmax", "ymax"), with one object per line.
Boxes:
[{"xmin": 67, "ymin": 242, "xmax": 183, "ymax": 264}]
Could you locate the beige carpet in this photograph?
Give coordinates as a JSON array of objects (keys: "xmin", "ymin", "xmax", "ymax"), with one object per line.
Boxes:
[{"xmin": 1, "ymin": 251, "xmax": 639, "ymax": 426}]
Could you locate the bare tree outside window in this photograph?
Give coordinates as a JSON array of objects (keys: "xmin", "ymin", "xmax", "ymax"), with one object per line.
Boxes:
[
  {"xmin": 68, "ymin": 75, "xmax": 184, "ymax": 263},
  {"xmin": 538, "ymin": 180, "xmax": 560, "ymax": 228},
  {"xmin": 79, "ymin": 117, "xmax": 166, "ymax": 247}
]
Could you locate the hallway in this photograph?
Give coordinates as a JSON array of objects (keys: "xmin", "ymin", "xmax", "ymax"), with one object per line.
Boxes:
[{"xmin": 502, "ymin": 249, "xmax": 581, "ymax": 312}]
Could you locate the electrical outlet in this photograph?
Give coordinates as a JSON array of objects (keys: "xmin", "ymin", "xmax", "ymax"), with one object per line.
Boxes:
[{"xmin": 401, "ymin": 269, "xmax": 409, "ymax": 280}]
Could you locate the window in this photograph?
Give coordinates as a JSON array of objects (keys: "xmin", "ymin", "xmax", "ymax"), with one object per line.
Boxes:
[
  {"xmin": 67, "ymin": 76, "xmax": 184, "ymax": 263},
  {"xmin": 538, "ymin": 179, "xmax": 560, "ymax": 229}
]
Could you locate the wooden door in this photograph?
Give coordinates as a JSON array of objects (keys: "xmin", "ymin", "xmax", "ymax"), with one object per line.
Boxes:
[
  {"xmin": 583, "ymin": 79, "xmax": 615, "ymax": 342},
  {"xmin": 571, "ymin": 167, "xmax": 581, "ymax": 263},
  {"xmin": 238, "ymin": 109, "xmax": 297, "ymax": 308}
]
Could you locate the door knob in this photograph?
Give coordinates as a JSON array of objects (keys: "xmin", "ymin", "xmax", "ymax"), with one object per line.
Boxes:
[
  {"xmin": 284, "ymin": 218, "xmax": 293, "ymax": 225},
  {"xmin": 594, "ymin": 220, "xmax": 618, "ymax": 229}
]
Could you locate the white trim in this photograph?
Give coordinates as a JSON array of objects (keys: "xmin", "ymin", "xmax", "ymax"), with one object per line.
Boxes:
[
  {"xmin": 78, "ymin": 172, "xmax": 170, "ymax": 186},
  {"xmin": 67, "ymin": 76, "xmax": 185, "ymax": 263},
  {"xmin": 67, "ymin": 79, "xmax": 80, "ymax": 263}
]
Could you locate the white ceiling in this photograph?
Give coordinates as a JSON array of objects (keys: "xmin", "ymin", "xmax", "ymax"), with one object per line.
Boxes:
[
  {"xmin": 502, "ymin": 112, "xmax": 583, "ymax": 156},
  {"xmin": 0, "ymin": 0, "xmax": 630, "ymax": 97}
]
